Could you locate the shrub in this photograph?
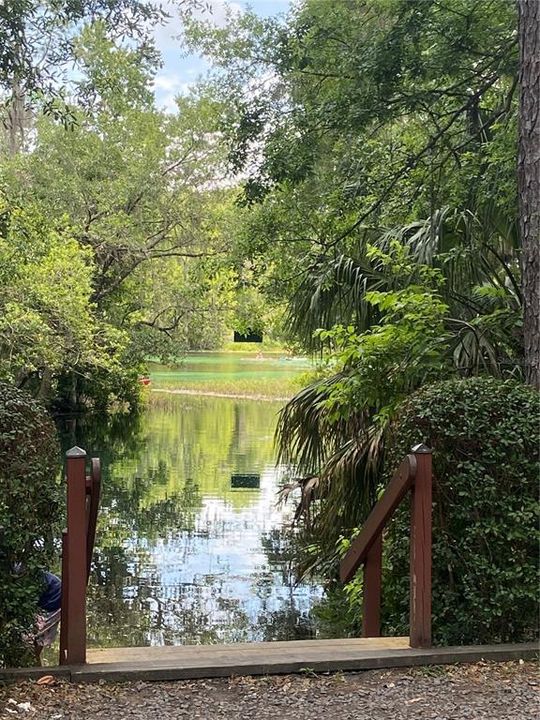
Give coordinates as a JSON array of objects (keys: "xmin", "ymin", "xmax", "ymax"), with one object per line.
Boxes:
[
  {"xmin": 381, "ymin": 377, "xmax": 539, "ymax": 645},
  {"xmin": 0, "ymin": 382, "xmax": 61, "ymax": 667}
]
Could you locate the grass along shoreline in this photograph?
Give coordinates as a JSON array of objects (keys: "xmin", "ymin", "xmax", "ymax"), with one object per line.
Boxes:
[
  {"xmin": 148, "ymin": 353, "xmax": 312, "ymax": 401},
  {"xmin": 151, "ymin": 387, "xmax": 290, "ymax": 401},
  {"xmin": 148, "ymin": 374, "xmax": 303, "ymax": 400}
]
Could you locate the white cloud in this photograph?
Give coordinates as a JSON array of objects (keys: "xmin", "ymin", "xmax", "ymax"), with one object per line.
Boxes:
[
  {"xmin": 153, "ymin": 73, "xmax": 194, "ymax": 112},
  {"xmin": 151, "ymin": 0, "xmax": 245, "ymax": 113},
  {"xmin": 155, "ymin": 0, "xmax": 243, "ymax": 52},
  {"xmin": 182, "ymin": 0, "xmax": 244, "ymax": 27},
  {"xmin": 153, "ymin": 74, "xmax": 181, "ymax": 92}
]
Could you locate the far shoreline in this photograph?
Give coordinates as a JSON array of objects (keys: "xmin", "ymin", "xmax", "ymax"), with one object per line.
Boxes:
[{"xmin": 150, "ymin": 388, "xmax": 291, "ymax": 402}]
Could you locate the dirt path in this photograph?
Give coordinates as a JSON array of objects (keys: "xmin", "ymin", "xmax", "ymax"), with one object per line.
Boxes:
[{"xmin": 1, "ymin": 662, "xmax": 537, "ymax": 719}]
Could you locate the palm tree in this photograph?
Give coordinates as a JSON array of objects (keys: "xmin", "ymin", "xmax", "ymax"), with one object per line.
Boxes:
[{"xmin": 277, "ymin": 206, "xmax": 523, "ymax": 574}]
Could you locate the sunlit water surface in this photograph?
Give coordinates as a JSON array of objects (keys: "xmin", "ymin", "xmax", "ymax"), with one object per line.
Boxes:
[{"xmin": 66, "ymin": 354, "xmax": 326, "ymax": 648}]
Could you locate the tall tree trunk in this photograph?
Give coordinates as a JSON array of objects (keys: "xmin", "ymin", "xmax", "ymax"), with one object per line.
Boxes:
[
  {"xmin": 69, "ymin": 372, "xmax": 78, "ymax": 411},
  {"xmin": 6, "ymin": 79, "xmax": 26, "ymax": 155},
  {"xmin": 518, "ymin": 0, "xmax": 540, "ymax": 389},
  {"xmin": 5, "ymin": 40, "xmax": 27, "ymax": 155},
  {"xmin": 37, "ymin": 367, "xmax": 53, "ymax": 403}
]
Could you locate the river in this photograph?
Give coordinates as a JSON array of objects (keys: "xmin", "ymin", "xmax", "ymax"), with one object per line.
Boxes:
[{"xmin": 68, "ymin": 353, "xmax": 327, "ymax": 648}]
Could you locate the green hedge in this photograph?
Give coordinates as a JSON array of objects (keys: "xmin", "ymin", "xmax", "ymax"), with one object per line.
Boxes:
[
  {"xmin": 381, "ymin": 377, "xmax": 539, "ymax": 645},
  {"xmin": 0, "ymin": 383, "xmax": 61, "ymax": 666}
]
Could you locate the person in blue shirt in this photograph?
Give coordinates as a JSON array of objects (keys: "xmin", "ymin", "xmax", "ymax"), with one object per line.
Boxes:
[
  {"xmin": 0, "ymin": 530, "xmax": 62, "ymax": 662},
  {"xmin": 38, "ymin": 571, "xmax": 62, "ymax": 613},
  {"xmin": 33, "ymin": 571, "xmax": 62, "ymax": 664}
]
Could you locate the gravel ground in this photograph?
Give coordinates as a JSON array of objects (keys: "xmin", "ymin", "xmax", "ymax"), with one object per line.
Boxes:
[{"xmin": 0, "ymin": 662, "xmax": 538, "ymax": 719}]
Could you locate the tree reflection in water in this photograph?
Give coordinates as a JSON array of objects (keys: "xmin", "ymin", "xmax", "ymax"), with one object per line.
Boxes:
[{"xmin": 58, "ymin": 392, "xmax": 323, "ymax": 647}]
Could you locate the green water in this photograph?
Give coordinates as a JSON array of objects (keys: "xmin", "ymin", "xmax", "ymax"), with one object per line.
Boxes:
[
  {"xmin": 65, "ymin": 354, "xmax": 324, "ymax": 647},
  {"xmin": 150, "ymin": 352, "xmax": 310, "ymax": 385}
]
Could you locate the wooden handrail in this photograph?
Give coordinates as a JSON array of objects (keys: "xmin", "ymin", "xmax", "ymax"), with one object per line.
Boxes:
[
  {"xmin": 339, "ymin": 444, "xmax": 433, "ymax": 648},
  {"xmin": 340, "ymin": 454, "xmax": 416, "ymax": 583}
]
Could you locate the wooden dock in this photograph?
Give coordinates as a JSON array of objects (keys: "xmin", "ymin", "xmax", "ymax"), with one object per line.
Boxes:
[{"xmin": 1, "ymin": 639, "xmax": 537, "ymax": 683}]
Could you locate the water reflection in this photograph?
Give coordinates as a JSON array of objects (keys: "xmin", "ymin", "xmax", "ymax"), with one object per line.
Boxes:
[{"xmin": 63, "ymin": 393, "xmax": 322, "ymax": 647}]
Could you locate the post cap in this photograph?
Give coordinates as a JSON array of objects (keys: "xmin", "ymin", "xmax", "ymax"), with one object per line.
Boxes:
[
  {"xmin": 66, "ymin": 446, "xmax": 87, "ymax": 458},
  {"xmin": 411, "ymin": 443, "xmax": 433, "ymax": 454}
]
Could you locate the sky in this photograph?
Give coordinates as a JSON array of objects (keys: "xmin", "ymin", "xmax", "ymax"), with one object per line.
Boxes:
[{"xmin": 153, "ymin": 0, "xmax": 292, "ymax": 112}]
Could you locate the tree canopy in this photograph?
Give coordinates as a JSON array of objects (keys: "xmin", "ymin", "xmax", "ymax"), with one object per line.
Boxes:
[
  {"xmin": 0, "ymin": 9, "xmax": 257, "ymax": 409},
  {"xmin": 180, "ymin": 0, "xmax": 537, "ymax": 570}
]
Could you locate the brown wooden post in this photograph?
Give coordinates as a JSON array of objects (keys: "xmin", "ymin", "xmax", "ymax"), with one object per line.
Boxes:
[
  {"xmin": 362, "ymin": 533, "xmax": 382, "ymax": 637},
  {"xmin": 63, "ymin": 446, "xmax": 88, "ymax": 664},
  {"xmin": 409, "ymin": 443, "xmax": 432, "ymax": 648}
]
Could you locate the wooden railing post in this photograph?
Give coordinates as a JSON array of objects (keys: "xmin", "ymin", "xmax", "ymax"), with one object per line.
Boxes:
[
  {"xmin": 409, "ymin": 443, "xmax": 432, "ymax": 648},
  {"xmin": 60, "ymin": 446, "xmax": 88, "ymax": 665},
  {"xmin": 362, "ymin": 533, "xmax": 382, "ymax": 637}
]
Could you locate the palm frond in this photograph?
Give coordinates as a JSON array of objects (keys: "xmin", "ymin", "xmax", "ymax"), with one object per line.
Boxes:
[{"xmin": 278, "ymin": 205, "xmax": 523, "ymax": 575}]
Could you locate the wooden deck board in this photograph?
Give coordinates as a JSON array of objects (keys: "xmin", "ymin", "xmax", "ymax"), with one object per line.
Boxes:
[
  {"xmin": 86, "ymin": 636, "xmax": 409, "ymax": 665},
  {"xmin": 1, "ymin": 640, "xmax": 537, "ymax": 683},
  {"xmin": 77, "ymin": 640, "xmax": 538, "ymax": 683}
]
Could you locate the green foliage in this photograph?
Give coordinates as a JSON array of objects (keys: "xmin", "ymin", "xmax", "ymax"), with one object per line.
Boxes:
[
  {"xmin": 378, "ymin": 377, "xmax": 539, "ymax": 645},
  {"xmin": 311, "ymin": 582, "xmax": 360, "ymax": 639},
  {"xmin": 181, "ymin": 0, "xmax": 538, "ymax": 648},
  {"xmin": 182, "ymin": 0, "xmax": 519, "ymax": 280},
  {"xmin": 181, "ymin": 0, "xmax": 524, "ymax": 401},
  {"xmin": 1, "ymin": 20, "xmax": 251, "ymax": 410},
  {"xmin": 0, "ymin": 0, "xmax": 163, "ymax": 141},
  {"xmin": 186, "ymin": 4, "xmax": 526, "ymax": 572},
  {"xmin": 0, "ymin": 195, "xmax": 127, "ymax": 395},
  {"xmin": 316, "ymin": 243, "xmax": 451, "ymax": 424},
  {"xmin": 0, "ymin": 382, "xmax": 61, "ymax": 667},
  {"xmin": 277, "ymin": 238, "xmax": 525, "ymax": 580},
  {"xmin": 277, "ymin": 243, "xmax": 454, "ymax": 569}
]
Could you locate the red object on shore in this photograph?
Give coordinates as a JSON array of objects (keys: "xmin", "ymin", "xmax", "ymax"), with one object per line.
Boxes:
[{"xmin": 139, "ymin": 376, "xmax": 151, "ymax": 386}]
